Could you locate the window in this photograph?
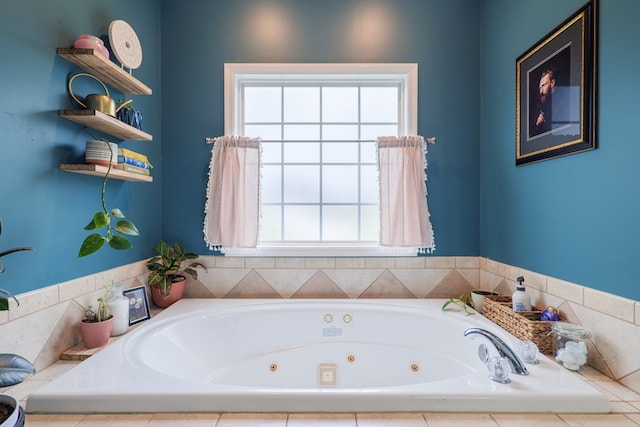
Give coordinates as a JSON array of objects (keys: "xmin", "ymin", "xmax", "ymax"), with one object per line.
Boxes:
[{"xmin": 225, "ymin": 63, "xmax": 417, "ymax": 256}]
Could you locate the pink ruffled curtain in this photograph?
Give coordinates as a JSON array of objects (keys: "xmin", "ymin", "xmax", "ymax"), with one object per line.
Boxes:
[
  {"xmin": 203, "ymin": 136, "xmax": 261, "ymax": 251},
  {"xmin": 377, "ymin": 136, "xmax": 435, "ymax": 253}
]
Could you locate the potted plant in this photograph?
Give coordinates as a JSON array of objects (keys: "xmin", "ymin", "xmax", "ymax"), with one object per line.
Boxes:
[
  {"xmin": 80, "ymin": 292, "xmax": 114, "ymax": 349},
  {"xmin": 0, "ymin": 215, "xmax": 34, "ymax": 426},
  {"xmin": 78, "ymin": 137, "xmax": 139, "ymax": 257},
  {"xmin": 0, "ymin": 215, "xmax": 34, "ymax": 311},
  {"xmin": 146, "ymin": 241, "xmax": 206, "ymax": 308},
  {"xmin": 0, "ymin": 354, "xmax": 33, "ymax": 427}
]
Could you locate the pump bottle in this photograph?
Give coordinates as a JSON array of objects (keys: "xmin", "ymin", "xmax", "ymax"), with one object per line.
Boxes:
[{"xmin": 512, "ymin": 276, "xmax": 532, "ymax": 312}]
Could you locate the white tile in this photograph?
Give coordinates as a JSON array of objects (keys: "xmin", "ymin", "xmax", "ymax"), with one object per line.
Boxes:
[
  {"xmin": 356, "ymin": 412, "xmax": 427, "ymax": 426},
  {"xmin": 425, "ymin": 257, "xmax": 456, "ymax": 268},
  {"xmin": 558, "ymin": 413, "xmax": 639, "ymax": 426},
  {"xmin": 75, "ymin": 413, "xmax": 151, "ymax": 426},
  {"xmin": 456, "ymin": 256, "xmax": 479, "ymax": 269},
  {"xmin": 395, "ymin": 257, "xmax": 426, "ymax": 269},
  {"xmin": 323, "ymin": 269, "xmax": 384, "ymax": 298},
  {"xmin": 275, "ymin": 257, "xmax": 306, "ymax": 269},
  {"xmin": 245, "ymin": 257, "xmax": 276, "ymax": 269},
  {"xmin": 595, "ymin": 380, "xmax": 640, "ymax": 402},
  {"xmin": 147, "ymin": 413, "xmax": 220, "ymax": 426},
  {"xmin": 215, "ymin": 256, "xmax": 246, "ymax": 268},
  {"xmin": 610, "ymin": 401, "xmax": 640, "ymax": 413},
  {"xmin": 287, "ymin": 413, "xmax": 356, "ymax": 426},
  {"xmin": 216, "ymin": 413, "xmax": 286, "ymax": 426},
  {"xmin": 10, "ymin": 285, "xmax": 59, "ymax": 320},
  {"xmin": 255, "ymin": 268, "xmax": 316, "ymax": 298},
  {"xmin": 491, "ymin": 413, "xmax": 567, "ymax": 426},
  {"xmin": 306, "ymin": 258, "xmax": 336, "ymax": 269},
  {"xmin": 584, "ymin": 288, "xmax": 635, "ymax": 323},
  {"xmin": 59, "ymin": 276, "xmax": 96, "ymax": 301},
  {"xmin": 390, "ymin": 268, "xmax": 450, "ymax": 298},
  {"xmin": 25, "ymin": 414, "xmax": 87, "ymax": 426},
  {"xmin": 364, "ymin": 258, "xmax": 396, "ymax": 269},
  {"xmin": 423, "ymin": 413, "xmax": 498, "ymax": 426},
  {"xmin": 457, "ymin": 268, "xmax": 480, "ymax": 289},
  {"xmin": 547, "ymin": 277, "xmax": 584, "ymax": 304}
]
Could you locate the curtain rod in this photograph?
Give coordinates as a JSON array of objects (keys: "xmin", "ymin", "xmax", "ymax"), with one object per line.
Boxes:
[{"xmin": 206, "ymin": 136, "xmax": 436, "ymax": 144}]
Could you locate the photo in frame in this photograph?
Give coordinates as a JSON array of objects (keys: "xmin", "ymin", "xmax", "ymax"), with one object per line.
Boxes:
[
  {"xmin": 516, "ymin": 0, "xmax": 597, "ymax": 165},
  {"xmin": 123, "ymin": 285, "xmax": 151, "ymax": 326}
]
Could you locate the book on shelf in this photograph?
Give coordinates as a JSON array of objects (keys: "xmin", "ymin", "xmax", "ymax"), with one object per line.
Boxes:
[
  {"xmin": 117, "ymin": 148, "xmax": 153, "ymax": 166},
  {"xmin": 117, "ymin": 156, "xmax": 153, "ymax": 169},
  {"xmin": 113, "ymin": 163, "xmax": 151, "ymax": 176}
]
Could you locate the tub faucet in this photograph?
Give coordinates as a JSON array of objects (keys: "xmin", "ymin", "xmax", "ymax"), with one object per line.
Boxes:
[{"xmin": 464, "ymin": 328, "xmax": 529, "ymax": 375}]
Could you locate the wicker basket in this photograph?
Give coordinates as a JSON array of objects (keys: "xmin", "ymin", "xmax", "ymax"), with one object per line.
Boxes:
[{"xmin": 482, "ymin": 295, "xmax": 557, "ymax": 355}]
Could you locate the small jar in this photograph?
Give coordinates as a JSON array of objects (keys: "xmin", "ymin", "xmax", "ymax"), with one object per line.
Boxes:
[
  {"xmin": 107, "ymin": 285, "xmax": 130, "ymax": 336},
  {"xmin": 551, "ymin": 322, "xmax": 591, "ymax": 371}
]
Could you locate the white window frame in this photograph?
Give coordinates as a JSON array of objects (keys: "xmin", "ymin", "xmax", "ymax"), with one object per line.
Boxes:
[{"xmin": 224, "ymin": 63, "xmax": 418, "ymax": 257}]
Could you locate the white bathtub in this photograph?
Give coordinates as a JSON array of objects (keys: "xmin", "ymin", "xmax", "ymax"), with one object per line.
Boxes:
[{"xmin": 27, "ymin": 299, "xmax": 610, "ymax": 414}]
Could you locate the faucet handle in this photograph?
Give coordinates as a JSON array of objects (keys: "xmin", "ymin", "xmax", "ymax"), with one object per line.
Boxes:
[
  {"xmin": 487, "ymin": 356, "xmax": 512, "ymax": 384},
  {"xmin": 518, "ymin": 340, "xmax": 540, "ymax": 365}
]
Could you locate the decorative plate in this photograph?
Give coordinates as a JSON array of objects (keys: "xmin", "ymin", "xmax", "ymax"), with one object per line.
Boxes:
[{"xmin": 108, "ymin": 20, "xmax": 142, "ymax": 70}]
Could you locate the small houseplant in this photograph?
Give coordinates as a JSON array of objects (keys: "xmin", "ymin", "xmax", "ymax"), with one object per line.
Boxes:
[
  {"xmin": 78, "ymin": 138, "xmax": 139, "ymax": 257},
  {"xmin": 0, "ymin": 215, "xmax": 34, "ymax": 311},
  {"xmin": 146, "ymin": 240, "xmax": 206, "ymax": 308},
  {"xmin": 0, "ymin": 215, "xmax": 34, "ymax": 426},
  {"xmin": 80, "ymin": 291, "xmax": 114, "ymax": 349}
]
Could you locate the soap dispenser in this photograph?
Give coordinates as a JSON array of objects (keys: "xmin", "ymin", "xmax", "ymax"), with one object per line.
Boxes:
[{"xmin": 512, "ymin": 276, "xmax": 532, "ymax": 312}]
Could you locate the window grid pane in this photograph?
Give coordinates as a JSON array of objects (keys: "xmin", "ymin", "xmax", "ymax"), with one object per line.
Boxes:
[{"xmin": 244, "ymin": 83, "xmax": 399, "ymax": 244}]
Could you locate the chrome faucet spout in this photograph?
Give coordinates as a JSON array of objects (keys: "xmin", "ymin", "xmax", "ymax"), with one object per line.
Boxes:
[{"xmin": 464, "ymin": 328, "xmax": 529, "ymax": 375}]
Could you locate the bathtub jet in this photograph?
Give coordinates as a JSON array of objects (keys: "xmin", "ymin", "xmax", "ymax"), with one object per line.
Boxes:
[{"xmin": 27, "ymin": 299, "xmax": 610, "ymax": 414}]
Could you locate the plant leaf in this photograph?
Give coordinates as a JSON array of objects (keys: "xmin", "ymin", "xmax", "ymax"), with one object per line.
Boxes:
[
  {"xmin": 78, "ymin": 234, "xmax": 105, "ymax": 257},
  {"xmin": 0, "ymin": 353, "xmax": 35, "ymax": 387},
  {"xmin": 115, "ymin": 220, "xmax": 139, "ymax": 236},
  {"xmin": 111, "ymin": 208, "xmax": 125, "ymax": 218},
  {"xmin": 108, "ymin": 235, "xmax": 133, "ymax": 250},
  {"xmin": 92, "ymin": 211, "xmax": 110, "ymax": 228}
]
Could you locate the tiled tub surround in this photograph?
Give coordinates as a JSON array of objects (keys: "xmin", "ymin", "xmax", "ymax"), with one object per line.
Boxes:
[{"xmin": 1, "ymin": 257, "xmax": 640, "ymax": 416}]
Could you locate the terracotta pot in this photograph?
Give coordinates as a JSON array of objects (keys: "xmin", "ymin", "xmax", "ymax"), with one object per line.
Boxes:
[
  {"xmin": 151, "ymin": 278, "xmax": 185, "ymax": 308},
  {"xmin": 80, "ymin": 316, "xmax": 114, "ymax": 349}
]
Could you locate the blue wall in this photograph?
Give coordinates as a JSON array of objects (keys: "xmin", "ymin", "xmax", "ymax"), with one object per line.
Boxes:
[
  {"xmin": 0, "ymin": 1, "xmax": 162, "ymax": 294},
  {"xmin": 481, "ymin": 0, "xmax": 640, "ymax": 300},
  {"xmin": 159, "ymin": 0, "xmax": 482, "ymax": 258},
  {"xmin": 3, "ymin": 0, "xmax": 637, "ymax": 302}
]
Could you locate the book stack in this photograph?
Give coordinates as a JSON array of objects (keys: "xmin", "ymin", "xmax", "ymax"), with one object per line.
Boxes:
[{"xmin": 114, "ymin": 148, "xmax": 153, "ymax": 176}]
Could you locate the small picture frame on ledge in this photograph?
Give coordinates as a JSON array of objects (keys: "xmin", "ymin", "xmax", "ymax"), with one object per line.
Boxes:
[
  {"xmin": 123, "ymin": 285, "xmax": 151, "ymax": 326},
  {"xmin": 515, "ymin": 0, "xmax": 597, "ymax": 165}
]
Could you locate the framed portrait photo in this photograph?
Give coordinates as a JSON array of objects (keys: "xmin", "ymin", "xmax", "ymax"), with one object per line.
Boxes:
[
  {"xmin": 123, "ymin": 285, "xmax": 151, "ymax": 326},
  {"xmin": 516, "ymin": 0, "xmax": 597, "ymax": 166}
]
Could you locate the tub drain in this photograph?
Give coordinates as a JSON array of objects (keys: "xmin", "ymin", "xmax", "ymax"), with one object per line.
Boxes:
[
  {"xmin": 410, "ymin": 362, "xmax": 420, "ymax": 373},
  {"xmin": 346, "ymin": 353, "xmax": 356, "ymax": 363},
  {"xmin": 269, "ymin": 362, "xmax": 278, "ymax": 372}
]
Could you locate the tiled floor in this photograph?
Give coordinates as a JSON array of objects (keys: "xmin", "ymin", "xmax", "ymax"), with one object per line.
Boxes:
[{"xmin": 2, "ymin": 362, "xmax": 638, "ymax": 426}]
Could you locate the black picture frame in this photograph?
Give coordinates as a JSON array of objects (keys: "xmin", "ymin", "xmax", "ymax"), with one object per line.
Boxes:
[
  {"xmin": 516, "ymin": 0, "xmax": 597, "ymax": 166},
  {"xmin": 123, "ymin": 285, "xmax": 151, "ymax": 326}
]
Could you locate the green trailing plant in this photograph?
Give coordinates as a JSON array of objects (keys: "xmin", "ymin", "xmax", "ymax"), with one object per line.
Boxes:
[
  {"xmin": 441, "ymin": 292, "xmax": 476, "ymax": 316},
  {"xmin": 0, "ymin": 215, "xmax": 34, "ymax": 311},
  {"xmin": 78, "ymin": 138, "xmax": 139, "ymax": 257},
  {"xmin": 146, "ymin": 240, "xmax": 206, "ymax": 297}
]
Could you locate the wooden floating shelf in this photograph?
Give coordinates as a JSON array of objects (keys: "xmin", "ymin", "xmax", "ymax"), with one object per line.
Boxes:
[
  {"xmin": 60, "ymin": 164, "xmax": 153, "ymax": 182},
  {"xmin": 59, "ymin": 109, "xmax": 152, "ymax": 141},
  {"xmin": 57, "ymin": 48, "xmax": 152, "ymax": 95}
]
